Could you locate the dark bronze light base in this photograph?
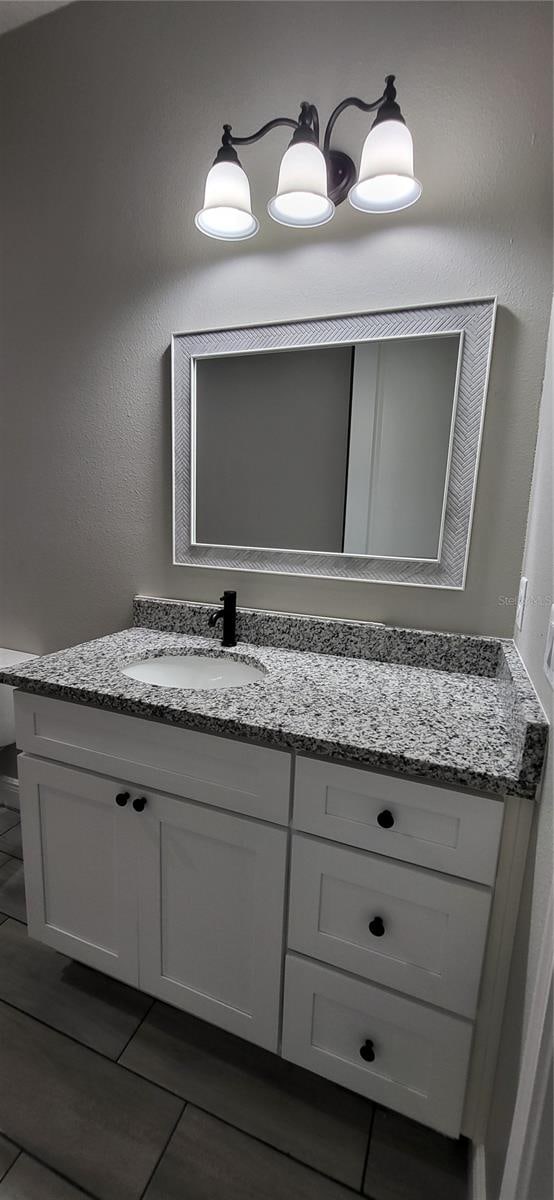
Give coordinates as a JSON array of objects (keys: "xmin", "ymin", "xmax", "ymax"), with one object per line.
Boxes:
[{"xmin": 326, "ymin": 149, "xmax": 357, "ymax": 206}]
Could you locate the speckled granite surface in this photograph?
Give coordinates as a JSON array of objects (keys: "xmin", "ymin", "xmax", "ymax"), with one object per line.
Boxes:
[
  {"xmin": 0, "ymin": 600, "xmax": 548, "ymax": 799},
  {"xmin": 133, "ymin": 596, "xmax": 503, "ymax": 675}
]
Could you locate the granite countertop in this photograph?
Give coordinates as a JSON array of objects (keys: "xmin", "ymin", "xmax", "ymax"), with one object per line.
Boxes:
[{"xmin": 0, "ymin": 599, "xmax": 548, "ymax": 799}]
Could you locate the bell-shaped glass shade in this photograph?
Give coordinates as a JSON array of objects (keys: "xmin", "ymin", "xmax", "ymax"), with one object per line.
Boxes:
[
  {"xmin": 268, "ymin": 141, "xmax": 334, "ymax": 228},
  {"xmin": 195, "ymin": 160, "xmax": 259, "ymax": 240},
  {"xmin": 349, "ymin": 120, "xmax": 422, "ymax": 213}
]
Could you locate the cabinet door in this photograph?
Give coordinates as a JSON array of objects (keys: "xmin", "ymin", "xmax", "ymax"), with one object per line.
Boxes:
[
  {"xmin": 18, "ymin": 756, "xmax": 139, "ymax": 984},
  {"xmin": 135, "ymin": 790, "xmax": 287, "ymax": 1050}
]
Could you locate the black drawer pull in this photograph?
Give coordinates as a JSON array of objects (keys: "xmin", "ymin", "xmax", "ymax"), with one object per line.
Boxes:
[
  {"xmin": 359, "ymin": 1039, "xmax": 375, "ymax": 1063},
  {"xmin": 115, "ymin": 792, "xmax": 130, "ymax": 807},
  {"xmin": 132, "ymin": 796, "xmax": 147, "ymax": 813},
  {"xmin": 377, "ymin": 809, "xmax": 394, "ymax": 829},
  {"xmin": 369, "ymin": 916, "xmax": 385, "ymax": 937}
]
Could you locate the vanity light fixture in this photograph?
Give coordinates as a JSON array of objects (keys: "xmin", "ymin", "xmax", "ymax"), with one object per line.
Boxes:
[{"xmin": 195, "ymin": 75, "xmax": 421, "ymax": 240}]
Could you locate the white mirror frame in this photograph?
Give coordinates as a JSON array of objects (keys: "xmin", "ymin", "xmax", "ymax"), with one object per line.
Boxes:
[{"xmin": 172, "ymin": 297, "xmax": 496, "ymax": 588}]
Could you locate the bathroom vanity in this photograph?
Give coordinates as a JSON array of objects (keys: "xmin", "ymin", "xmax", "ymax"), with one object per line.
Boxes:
[{"xmin": 1, "ymin": 598, "xmax": 547, "ymax": 1145}]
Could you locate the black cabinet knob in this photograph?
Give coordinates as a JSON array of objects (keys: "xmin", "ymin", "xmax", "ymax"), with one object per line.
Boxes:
[
  {"xmin": 132, "ymin": 796, "xmax": 147, "ymax": 812},
  {"xmin": 359, "ymin": 1039, "xmax": 375, "ymax": 1063},
  {"xmin": 369, "ymin": 916, "xmax": 385, "ymax": 938},
  {"xmin": 377, "ymin": 809, "xmax": 395, "ymax": 829},
  {"xmin": 115, "ymin": 792, "xmax": 130, "ymax": 807}
]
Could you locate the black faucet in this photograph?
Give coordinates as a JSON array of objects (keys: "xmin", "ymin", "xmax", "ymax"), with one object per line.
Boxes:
[{"xmin": 208, "ymin": 590, "xmax": 237, "ymax": 647}]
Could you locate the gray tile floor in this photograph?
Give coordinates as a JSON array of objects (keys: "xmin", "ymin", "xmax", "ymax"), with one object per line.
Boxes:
[{"xmin": 0, "ymin": 806, "xmax": 468, "ymax": 1200}]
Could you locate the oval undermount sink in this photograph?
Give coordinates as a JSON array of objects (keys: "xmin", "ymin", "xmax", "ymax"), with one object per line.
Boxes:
[{"xmin": 121, "ymin": 654, "xmax": 265, "ymax": 690}]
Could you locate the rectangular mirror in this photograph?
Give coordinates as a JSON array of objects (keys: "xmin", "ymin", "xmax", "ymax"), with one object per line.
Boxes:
[
  {"xmin": 194, "ymin": 334, "xmax": 460, "ymax": 562},
  {"xmin": 173, "ymin": 299, "xmax": 496, "ymax": 588}
]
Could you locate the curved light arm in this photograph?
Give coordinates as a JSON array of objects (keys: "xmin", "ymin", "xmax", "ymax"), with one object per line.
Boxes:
[
  {"xmin": 223, "ymin": 117, "xmax": 299, "ymax": 148},
  {"xmin": 221, "ymin": 100, "xmax": 320, "ymax": 152},
  {"xmin": 323, "ymin": 77, "xmax": 394, "ymax": 155},
  {"xmin": 307, "ymin": 104, "xmax": 320, "ymax": 144}
]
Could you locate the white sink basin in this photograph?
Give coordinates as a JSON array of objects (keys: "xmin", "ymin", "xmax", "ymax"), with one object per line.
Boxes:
[{"xmin": 122, "ymin": 654, "xmax": 265, "ymax": 691}]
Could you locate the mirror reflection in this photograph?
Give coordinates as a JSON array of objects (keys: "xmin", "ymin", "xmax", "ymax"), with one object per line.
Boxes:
[{"xmin": 193, "ymin": 333, "xmax": 461, "ymax": 561}]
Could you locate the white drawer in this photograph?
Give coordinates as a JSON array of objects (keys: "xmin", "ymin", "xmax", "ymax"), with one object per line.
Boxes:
[
  {"xmin": 288, "ymin": 835, "xmax": 491, "ymax": 1017},
  {"xmin": 282, "ymin": 955, "xmax": 473, "ymax": 1137},
  {"xmin": 14, "ymin": 693, "xmax": 291, "ymax": 825},
  {"xmin": 294, "ymin": 756, "xmax": 503, "ymax": 884}
]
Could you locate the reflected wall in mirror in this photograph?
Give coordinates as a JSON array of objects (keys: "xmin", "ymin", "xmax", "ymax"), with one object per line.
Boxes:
[
  {"xmin": 173, "ymin": 299, "xmax": 496, "ymax": 588},
  {"xmin": 194, "ymin": 334, "xmax": 460, "ymax": 561}
]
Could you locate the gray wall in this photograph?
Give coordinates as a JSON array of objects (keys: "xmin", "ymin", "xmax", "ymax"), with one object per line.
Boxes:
[
  {"xmin": 485, "ymin": 302, "xmax": 553, "ymax": 1199},
  {"xmin": 195, "ymin": 346, "xmax": 352, "ymax": 552},
  {"xmin": 0, "ymin": 1, "xmax": 552, "ymax": 653}
]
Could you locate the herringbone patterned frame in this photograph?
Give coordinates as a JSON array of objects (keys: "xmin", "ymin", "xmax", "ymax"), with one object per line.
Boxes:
[{"xmin": 172, "ymin": 298, "xmax": 496, "ymax": 588}]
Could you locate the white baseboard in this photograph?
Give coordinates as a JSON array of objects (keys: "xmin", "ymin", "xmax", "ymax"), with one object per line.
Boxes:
[
  {"xmin": 0, "ymin": 774, "xmax": 19, "ymax": 812},
  {"xmin": 470, "ymin": 1144, "xmax": 487, "ymax": 1200}
]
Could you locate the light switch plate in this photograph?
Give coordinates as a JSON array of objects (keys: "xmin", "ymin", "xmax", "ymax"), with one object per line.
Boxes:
[
  {"xmin": 516, "ymin": 576, "xmax": 528, "ymax": 631},
  {"xmin": 544, "ymin": 604, "xmax": 554, "ymax": 688}
]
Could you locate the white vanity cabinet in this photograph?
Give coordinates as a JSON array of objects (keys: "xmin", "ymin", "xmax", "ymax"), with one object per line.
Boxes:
[
  {"xmin": 17, "ymin": 730, "xmax": 289, "ymax": 1051},
  {"xmin": 14, "ymin": 692, "xmax": 530, "ymax": 1142}
]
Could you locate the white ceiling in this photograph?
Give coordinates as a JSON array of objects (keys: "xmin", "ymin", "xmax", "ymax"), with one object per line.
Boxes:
[{"xmin": 0, "ymin": 1, "xmax": 72, "ymax": 36}]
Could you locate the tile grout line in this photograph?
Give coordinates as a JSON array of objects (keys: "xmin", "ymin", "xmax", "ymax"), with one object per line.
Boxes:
[
  {"xmin": 136, "ymin": 1101, "xmax": 187, "ymax": 1200},
  {"xmin": 0, "ymin": 850, "xmax": 23, "ymax": 865},
  {"xmin": 0, "ymin": 995, "xmax": 366, "ymax": 1196},
  {"xmin": 135, "ymin": 1096, "xmax": 370, "ymax": 1198},
  {"xmin": 359, "ymin": 1103, "xmax": 377, "ymax": 1195},
  {"xmin": 0, "ymin": 1138, "xmax": 101, "ymax": 1200},
  {"xmin": 0, "ymin": 835, "xmax": 26, "ymax": 925},
  {"xmin": 0, "ymin": 1146, "xmax": 21, "ymax": 1187},
  {"xmin": 16, "ymin": 1155, "xmax": 101, "ymax": 1200},
  {"xmin": 0, "ymin": 817, "xmax": 20, "ymax": 838},
  {"xmin": 0, "ymin": 993, "xmax": 159, "ymax": 1070},
  {"xmin": 115, "ymin": 997, "xmax": 156, "ymax": 1064}
]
